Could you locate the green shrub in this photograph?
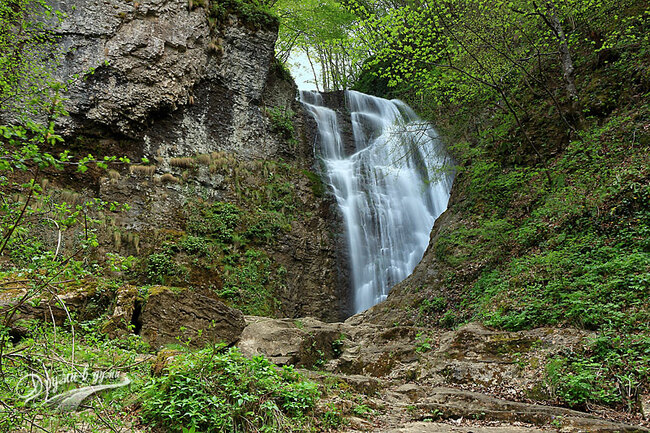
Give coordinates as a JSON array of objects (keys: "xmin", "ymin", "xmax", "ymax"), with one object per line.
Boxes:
[
  {"xmin": 321, "ymin": 404, "xmax": 344, "ymax": 429},
  {"xmin": 207, "ymin": 0, "xmax": 279, "ymax": 31},
  {"xmin": 419, "ymin": 296, "xmax": 447, "ymax": 315},
  {"xmin": 140, "ymin": 347, "xmax": 319, "ymax": 433},
  {"xmin": 219, "ymin": 248, "xmax": 279, "ymax": 316},
  {"xmin": 439, "ymin": 310, "xmax": 459, "ymax": 329},
  {"xmin": 244, "ymin": 210, "xmax": 291, "ymax": 243},
  {"xmin": 180, "ymin": 236, "xmax": 211, "ymax": 256},
  {"xmin": 415, "ymin": 332, "xmax": 432, "ymax": 353},
  {"xmin": 266, "ymin": 106, "xmax": 295, "ymax": 139},
  {"xmin": 146, "ymin": 253, "xmax": 179, "ymax": 284},
  {"xmin": 545, "ymin": 332, "xmax": 650, "ymax": 409},
  {"xmin": 188, "ymin": 201, "xmax": 241, "ymax": 243}
]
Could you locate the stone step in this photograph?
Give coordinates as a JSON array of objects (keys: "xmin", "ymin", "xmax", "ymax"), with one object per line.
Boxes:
[
  {"xmin": 411, "ymin": 387, "xmax": 647, "ymax": 433},
  {"xmin": 378, "ymin": 422, "xmax": 551, "ymax": 433}
]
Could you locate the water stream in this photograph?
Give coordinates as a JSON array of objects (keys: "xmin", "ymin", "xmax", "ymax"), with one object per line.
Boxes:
[{"xmin": 300, "ymin": 90, "xmax": 453, "ymax": 313}]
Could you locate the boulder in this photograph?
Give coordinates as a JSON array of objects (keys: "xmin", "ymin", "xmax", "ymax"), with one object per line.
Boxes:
[
  {"xmin": 140, "ymin": 286, "xmax": 245, "ymax": 349},
  {"xmin": 237, "ymin": 316, "xmax": 343, "ymax": 367}
]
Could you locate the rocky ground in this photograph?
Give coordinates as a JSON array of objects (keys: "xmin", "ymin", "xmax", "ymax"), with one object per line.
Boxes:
[
  {"xmin": 3, "ymin": 281, "xmax": 649, "ymax": 432},
  {"xmin": 237, "ymin": 316, "xmax": 650, "ymax": 432}
]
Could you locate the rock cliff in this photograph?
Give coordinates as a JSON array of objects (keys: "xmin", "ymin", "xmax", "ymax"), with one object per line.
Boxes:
[{"xmin": 40, "ymin": 0, "xmax": 343, "ymax": 321}]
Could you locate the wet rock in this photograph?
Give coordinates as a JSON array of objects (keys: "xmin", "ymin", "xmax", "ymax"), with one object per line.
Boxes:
[{"xmin": 140, "ymin": 286, "xmax": 245, "ymax": 349}]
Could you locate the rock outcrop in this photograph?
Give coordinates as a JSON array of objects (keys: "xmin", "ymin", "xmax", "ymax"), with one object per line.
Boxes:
[
  {"xmin": 237, "ymin": 317, "xmax": 649, "ymax": 432},
  {"xmin": 52, "ymin": 0, "xmax": 283, "ymax": 160},
  {"xmin": 37, "ymin": 0, "xmax": 343, "ymax": 321},
  {"xmin": 140, "ymin": 286, "xmax": 246, "ymax": 349},
  {"xmin": 101, "ymin": 285, "xmax": 138, "ymax": 338},
  {"xmin": 0, "ymin": 279, "xmax": 114, "ymax": 328}
]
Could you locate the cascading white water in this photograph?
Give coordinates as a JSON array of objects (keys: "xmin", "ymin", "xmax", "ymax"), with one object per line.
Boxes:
[{"xmin": 301, "ymin": 90, "xmax": 453, "ymax": 313}]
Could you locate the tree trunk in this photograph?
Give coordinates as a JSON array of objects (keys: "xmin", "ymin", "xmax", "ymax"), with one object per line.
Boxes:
[{"xmin": 544, "ymin": 1, "xmax": 581, "ymax": 119}]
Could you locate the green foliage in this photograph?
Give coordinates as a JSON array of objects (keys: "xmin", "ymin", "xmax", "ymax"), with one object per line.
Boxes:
[
  {"xmin": 419, "ymin": 296, "xmax": 447, "ymax": 315},
  {"xmin": 352, "ymin": 57, "xmax": 409, "ymax": 99},
  {"xmin": 180, "ymin": 236, "xmax": 211, "ymax": 257},
  {"xmin": 434, "ymin": 218, "xmax": 514, "ymax": 267},
  {"xmin": 146, "ymin": 253, "xmax": 181, "ymax": 284},
  {"xmin": 141, "ymin": 346, "xmax": 319, "ymax": 433},
  {"xmin": 331, "ymin": 334, "xmax": 345, "ymax": 357},
  {"xmin": 188, "ymin": 201, "xmax": 241, "ymax": 243},
  {"xmin": 351, "ymin": 403, "xmax": 374, "ymax": 418},
  {"xmin": 220, "ymin": 249, "xmax": 279, "ymax": 316},
  {"xmin": 274, "ymin": 0, "xmax": 359, "ymax": 90},
  {"xmin": 266, "ymin": 106, "xmax": 295, "ymax": 139},
  {"xmin": 426, "ymin": 96, "xmax": 648, "ymax": 409},
  {"xmin": 162, "ymin": 161, "xmax": 307, "ymax": 314},
  {"xmin": 321, "ymin": 403, "xmax": 344, "ymax": 429},
  {"xmin": 414, "ymin": 332, "xmax": 432, "ymax": 353},
  {"xmin": 474, "ymin": 248, "xmax": 649, "ymax": 332},
  {"xmin": 204, "ymin": 0, "xmax": 279, "ymax": 31},
  {"xmin": 0, "ymin": 319, "xmax": 151, "ymax": 432},
  {"xmin": 438, "ymin": 310, "xmax": 460, "ymax": 329},
  {"xmin": 0, "ymin": 3, "xmax": 138, "ymax": 428},
  {"xmin": 546, "ymin": 332, "xmax": 650, "ymax": 408},
  {"xmin": 244, "ymin": 210, "xmax": 291, "ymax": 243},
  {"xmin": 0, "ymin": 0, "xmax": 63, "ymax": 115}
]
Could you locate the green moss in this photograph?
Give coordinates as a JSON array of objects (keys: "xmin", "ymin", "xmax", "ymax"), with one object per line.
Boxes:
[
  {"xmin": 218, "ymin": 248, "xmax": 280, "ymax": 316},
  {"xmin": 302, "ymin": 169, "xmax": 325, "ymax": 198},
  {"xmin": 205, "ymin": 0, "xmax": 279, "ymax": 32}
]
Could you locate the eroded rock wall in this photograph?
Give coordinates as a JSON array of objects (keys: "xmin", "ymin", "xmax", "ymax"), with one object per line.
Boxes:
[{"xmin": 41, "ymin": 0, "xmax": 343, "ymax": 321}]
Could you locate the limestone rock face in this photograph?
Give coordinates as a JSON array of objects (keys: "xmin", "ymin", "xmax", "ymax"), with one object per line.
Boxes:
[
  {"xmin": 51, "ymin": 0, "xmax": 281, "ymax": 160},
  {"xmin": 38, "ymin": 0, "xmax": 342, "ymax": 321},
  {"xmin": 140, "ymin": 287, "xmax": 246, "ymax": 349},
  {"xmin": 51, "ymin": 0, "xmax": 209, "ymax": 137}
]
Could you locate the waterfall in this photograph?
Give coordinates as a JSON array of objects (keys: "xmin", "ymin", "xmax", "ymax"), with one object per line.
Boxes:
[{"xmin": 301, "ymin": 90, "xmax": 453, "ymax": 314}]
